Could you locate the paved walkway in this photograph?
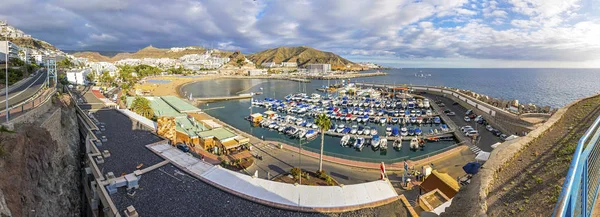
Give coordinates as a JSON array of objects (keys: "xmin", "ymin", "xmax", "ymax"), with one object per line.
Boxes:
[{"xmin": 147, "ymin": 142, "xmax": 399, "ymax": 212}]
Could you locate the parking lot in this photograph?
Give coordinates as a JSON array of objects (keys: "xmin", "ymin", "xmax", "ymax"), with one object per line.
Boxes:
[{"xmin": 421, "ymin": 93, "xmax": 502, "ymax": 152}]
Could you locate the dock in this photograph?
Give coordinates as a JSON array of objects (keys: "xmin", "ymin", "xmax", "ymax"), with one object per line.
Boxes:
[{"xmin": 192, "ymin": 94, "xmax": 252, "ymax": 102}]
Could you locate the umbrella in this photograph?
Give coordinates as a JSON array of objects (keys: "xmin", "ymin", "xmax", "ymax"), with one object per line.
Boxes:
[{"xmin": 462, "ymin": 162, "xmax": 481, "ymax": 175}]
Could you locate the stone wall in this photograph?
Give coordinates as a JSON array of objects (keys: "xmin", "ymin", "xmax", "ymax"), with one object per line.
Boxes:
[{"xmin": 440, "ymin": 94, "xmax": 595, "ymax": 217}]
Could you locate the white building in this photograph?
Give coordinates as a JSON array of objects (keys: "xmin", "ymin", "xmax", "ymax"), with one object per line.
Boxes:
[
  {"xmin": 261, "ymin": 62, "xmax": 277, "ymax": 68},
  {"xmin": 248, "ymin": 69, "xmax": 267, "ymax": 76},
  {"xmin": 281, "ymin": 62, "xmax": 297, "ymax": 68},
  {"xmin": 0, "ymin": 41, "xmax": 21, "ymax": 62},
  {"xmin": 66, "ymin": 68, "xmax": 91, "ymax": 85},
  {"xmin": 306, "ymin": 64, "xmax": 331, "ymax": 73}
]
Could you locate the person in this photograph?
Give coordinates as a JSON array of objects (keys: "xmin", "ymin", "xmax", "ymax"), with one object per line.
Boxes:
[
  {"xmin": 201, "ymin": 154, "xmax": 204, "ymax": 161},
  {"xmin": 430, "ymin": 163, "xmax": 434, "ymax": 169}
]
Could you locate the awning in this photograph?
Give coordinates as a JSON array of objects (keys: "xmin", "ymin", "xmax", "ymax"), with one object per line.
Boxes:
[
  {"xmin": 476, "ymin": 151, "xmax": 491, "ymax": 162},
  {"xmin": 221, "ymin": 139, "xmax": 241, "ymax": 150},
  {"xmin": 491, "ymin": 142, "xmax": 502, "ymax": 149}
]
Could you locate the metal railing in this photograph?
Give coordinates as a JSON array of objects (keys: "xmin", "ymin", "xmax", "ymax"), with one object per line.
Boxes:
[{"xmin": 554, "ymin": 114, "xmax": 600, "ymax": 217}]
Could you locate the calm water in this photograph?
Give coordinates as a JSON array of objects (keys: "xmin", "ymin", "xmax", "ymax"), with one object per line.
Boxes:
[{"xmin": 183, "ymin": 68, "xmax": 600, "ymax": 162}]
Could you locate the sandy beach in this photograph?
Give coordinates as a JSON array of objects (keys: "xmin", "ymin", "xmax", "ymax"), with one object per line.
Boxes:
[{"xmin": 135, "ymin": 75, "xmax": 219, "ymax": 97}]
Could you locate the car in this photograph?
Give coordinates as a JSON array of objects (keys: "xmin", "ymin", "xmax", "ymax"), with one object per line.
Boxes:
[
  {"xmin": 464, "ymin": 116, "xmax": 471, "ymax": 122},
  {"xmin": 486, "ymin": 125, "xmax": 493, "ymax": 131},
  {"xmin": 461, "ymin": 126, "xmax": 474, "ymax": 133},
  {"xmin": 101, "ymin": 136, "xmax": 108, "ymax": 142},
  {"xmin": 447, "ymin": 112, "xmax": 456, "ymax": 116},
  {"xmin": 465, "ymin": 109, "xmax": 473, "ymax": 115},
  {"xmin": 491, "ymin": 129, "xmax": 502, "ymax": 136},
  {"xmin": 176, "ymin": 144, "xmax": 190, "ymax": 152},
  {"xmin": 461, "ymin": 125, "xmax": 472, "ymax": 131},
  {"xmin": 438, "ymin": 103, "xmax": 446, "ymax": 107},
  {"xmin": 500, "ymin": 134, "xmax": 508, "ymax": 141},
  {"xmin": 452, "ymin": 102, "xmax": 459, "ymax": 105},
  {"xmin": 443, "ymin": 108, "xmax": 452, "ymax": 113},
  {"xmin": 465, "ymin": 130, "xmax": 479, "ymax": 137},
  {"xmin": 99, "ymin": 125, "xmax": 106, "ymax": 131},
  {"xmin": 474, "ymin": 115, "xmax": 483, "ymax": 122},
  {"xmin": 468, "ymin": 114, "xmax": 477, "ymax": 119}
]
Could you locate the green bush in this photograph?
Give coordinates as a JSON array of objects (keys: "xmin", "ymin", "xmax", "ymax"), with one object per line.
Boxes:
[
  {"xmin": 325, "ymin": 176, "xmax": 335, "ymax": 186},
  {"xmin": 290, "ymin": 167, "xmax": 301, "ymax": 178}
]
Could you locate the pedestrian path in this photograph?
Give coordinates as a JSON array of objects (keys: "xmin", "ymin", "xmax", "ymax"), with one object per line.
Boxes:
[
  {"xmin": 146, "ymin": 142, "xmax": 399, "ymax": 212},
  {"xmin": 469, "ymin": 145, "xmax": 482, "ymax": 155}
]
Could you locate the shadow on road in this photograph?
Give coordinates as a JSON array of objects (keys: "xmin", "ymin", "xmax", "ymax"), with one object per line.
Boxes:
[
  {"xmin": 330, "ymin": 172, "xmax": 349, "ymax": 180},
  {"xmin": 267, "ymin": 164, "xmax": 286, "ymax": 175}
]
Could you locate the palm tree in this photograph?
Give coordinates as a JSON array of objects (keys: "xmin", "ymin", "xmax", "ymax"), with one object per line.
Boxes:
[
  {"xmin": 315, "ymin": 113, "xmax": 331, "ymax": 172},
  {"xmin": 131, "ymin": 96, "xmax": 154, "ymax": 119}
]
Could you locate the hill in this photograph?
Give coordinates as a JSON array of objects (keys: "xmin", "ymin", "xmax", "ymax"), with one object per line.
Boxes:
[
  {"xmin": 72, "ymin": 45, "xmax": 211, "ymax": 62},
  {"xmin": 71, "ymin": 52, "xmax": 112, "ymax": 62},
  {"xmin": 248, "ymin": 46, "xmax": 360, "ymax": 70},
  {"xmin": 7, "ymin": 37, "xmax": 58, "ymax": 51}
]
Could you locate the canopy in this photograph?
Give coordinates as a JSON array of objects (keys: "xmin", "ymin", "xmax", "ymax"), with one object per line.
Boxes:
[
  {"xmin": 462, "ymin": 162, "xmax": 481, "ymax": 175},
  {"xmin": 475, "ymin": 151, "xmax": 491, "ymax": 162},
  {"xmin": 491, "ymin": 142, "xmax": 502, "ymax": 149}
]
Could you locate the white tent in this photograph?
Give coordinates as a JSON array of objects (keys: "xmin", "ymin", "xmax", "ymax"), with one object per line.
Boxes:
[
  {"xmin": 505, "ymin": 135, "xmax": 520, "ymax": 141},
  {"xmin": 476, "ymin": 151, "xmax": 491, "ymax": 162}
]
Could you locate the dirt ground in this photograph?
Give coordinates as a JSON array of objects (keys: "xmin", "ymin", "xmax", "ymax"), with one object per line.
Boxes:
[{"xmin": 486, "ymin": 95, "xmax": 600, "ymax": 217}]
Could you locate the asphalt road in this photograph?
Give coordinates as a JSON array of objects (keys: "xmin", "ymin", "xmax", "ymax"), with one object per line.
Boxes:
[
  {"xmin": 421, "ymin": 93, "xmax": 502, "ymax": 152},
  {"xmin": 0, "ymin": 69, "xmax": 48, "ymax": 109}
]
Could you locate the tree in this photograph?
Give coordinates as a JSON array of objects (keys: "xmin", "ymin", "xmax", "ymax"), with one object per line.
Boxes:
[
  {"xmin": 131, "ymin": 96, "xmax": 154, "ymax": 120},
  {"xmin": 86, "ymin": 72, "xmax": 96, "ymax": 83},
  {"xmin": 57, "ymin": 58, "xmax": 73, "ymax": 68},
  {"xmin": 315, "ymin": 113, "xmax": 331, "ymax": 172},
  {"xmin": 100, "ymin": 71, "xmax": 114, "ymax": 86}
]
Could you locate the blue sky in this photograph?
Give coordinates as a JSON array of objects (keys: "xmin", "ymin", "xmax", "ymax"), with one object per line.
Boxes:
[{"xmin": 1, "ymin": 0, "xmax": 599, "ymax": 68}]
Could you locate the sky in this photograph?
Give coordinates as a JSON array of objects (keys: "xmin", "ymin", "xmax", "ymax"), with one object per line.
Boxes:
[{"xmin": 1, "ymin": 0, "xmax": 600, "ymax": 68}]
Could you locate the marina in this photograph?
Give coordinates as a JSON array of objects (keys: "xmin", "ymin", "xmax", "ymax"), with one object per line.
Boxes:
[{"xmin": 189, "ymin": 78, "xmax": 459, "ymax": 163}]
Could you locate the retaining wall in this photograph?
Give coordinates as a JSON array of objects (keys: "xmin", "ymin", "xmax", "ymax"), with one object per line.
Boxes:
[{"xmin": 440, "ymin": 94, "xmax": 599, "ymax": 217}]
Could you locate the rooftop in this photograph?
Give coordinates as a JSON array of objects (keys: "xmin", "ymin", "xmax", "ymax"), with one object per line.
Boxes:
[
  {"xmin": 160, "ymin": 96, "xmax": 201, "ymax": 113},
  {"xmin": 197, "ymin": 127, "xmax": 236, "ymax": 140},
  {"xmin": 174, "ymin": 116, "xmax": 208, "ymax": 137}
]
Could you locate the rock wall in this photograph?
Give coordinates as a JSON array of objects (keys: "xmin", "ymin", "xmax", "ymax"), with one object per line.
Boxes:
[
  {"xmin": 0, "ymin": 96, "xmax": 81, "ymax": 217},
  {"xmin": 440, "ymin": 94, "xmax": 593, "ymax": 217}
]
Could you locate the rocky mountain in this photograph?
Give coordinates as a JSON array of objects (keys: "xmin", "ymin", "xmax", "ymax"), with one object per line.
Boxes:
[
  {"xmin": 69, "ymin": 51, "xmax": 112, "ymax": 62},
  {"xmin": 248, "ymin": 46, "xmax": 360, "ymax": 70},
  {"xmin": 72, "ymin": 45, "xmax": 212, "ymax": 62}
]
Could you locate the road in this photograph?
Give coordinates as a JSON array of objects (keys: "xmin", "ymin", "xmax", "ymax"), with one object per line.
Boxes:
[
  {"xmin": 422, "ymin": 93, "xmax": 502, "ymax": 152},
  {"xmin": 0, "ymin": 69, "xmax": 48, "ymax": 110}
]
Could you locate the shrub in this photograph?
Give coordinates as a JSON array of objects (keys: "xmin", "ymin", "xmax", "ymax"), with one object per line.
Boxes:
[
  {"xmin": 325, "ymin": 176, "xmax": 335, "ymax": 186},
  {"xmin": 290, "ymin": 167, "xmax": 301, "ymax": 178},
  {"xmin": 316, "ymin": 170, "xmax": 327, "ymax": 179}
]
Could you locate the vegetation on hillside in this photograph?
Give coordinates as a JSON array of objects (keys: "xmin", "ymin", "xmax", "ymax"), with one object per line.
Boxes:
[
  {"xmin": 6, "ymin": 37, "xmax": 58, "ymax": 51},
  {"xmin": 72, "ymin": 45, "xmax": 209, "ymax": 62},
  {"xmin": 248, "ymin": 46, "xmax": 360, "ymax": 70}
]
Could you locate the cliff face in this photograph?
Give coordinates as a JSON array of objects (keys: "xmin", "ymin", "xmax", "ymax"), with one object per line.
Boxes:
[{"xmin": 0, "ymin": 97, "xmax": 80, "ymax": 217}]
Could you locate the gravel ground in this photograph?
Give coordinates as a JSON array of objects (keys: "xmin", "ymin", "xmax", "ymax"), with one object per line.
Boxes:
[
  {"xmin": 93, "ymin": 109, "xmax": 165, "ymax": 176},
  {"xmin": 486, "ymin": 95, "xmax": 600, "ymax": 216}
]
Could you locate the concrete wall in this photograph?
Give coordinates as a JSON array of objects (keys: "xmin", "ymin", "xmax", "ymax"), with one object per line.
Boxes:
[{"xmin": 440, "ymin": 94, "xmax": 597, "ymax": 217}]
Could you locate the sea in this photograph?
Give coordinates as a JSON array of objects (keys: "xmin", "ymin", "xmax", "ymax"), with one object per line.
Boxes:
[{"xmin": 180, "ymin": 68, "xmax": 600, "ymax": 163}]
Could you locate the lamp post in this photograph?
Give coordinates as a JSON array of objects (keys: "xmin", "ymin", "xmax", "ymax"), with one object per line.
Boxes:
[{"xmin": 5, "ymin": 39, "xmax": 8, "ymax": 122}]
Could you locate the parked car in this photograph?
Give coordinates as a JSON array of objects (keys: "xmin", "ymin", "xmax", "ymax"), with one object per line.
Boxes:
[
  {"xmin": 444, "ymin": 108, "xmax": 452, "ymax": 113},
  {"xmin": 500, "ymin": 134, "xmax": 508, "ymax": 141},
  {"xmin": 176, "ymin": 144, "xmax": 190, "ymax": 152},
  {"xmin": 486, "ymin": 125, "xmax": 493, "ymax": 131},
  {"xmin": 474, "ymin": 115, "xmax": 483, "ymax": 122},
  {"xmin": 452, "ymin": 102, "xmax": 459, "ymax": 105},
  {"xmin": 464, "ymin": 116, "xmax": 471, "ymax": 122},
  {"xmin": 468, "ymin": 114, "xmax": 477, "ymax": 119},
  {"xmin": 465, "ymin": 109, "xmax": 473, "ymax": 116},
  {"xmin": 438, "ymin": 103, "xmax": 446, "ymax": 107},
  {"xmin": 465, "ymin": 130, "xmax": 479, "ymax": 137},
  {"xmin": 447, "ymin": 112, "xmax": 456, "ymax": 116},
  {"xmin": 461, "ymin": 126, "xmax": 474, "ymax": 133},
  {"xmin": 491, "ymin": 129, "xmax": 502, "ymax": 136}
]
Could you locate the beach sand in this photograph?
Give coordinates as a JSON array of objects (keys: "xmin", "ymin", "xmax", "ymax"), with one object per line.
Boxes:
[{"xmin": 135, "ymin": 75, "xmax": 219, "ymax": 97}]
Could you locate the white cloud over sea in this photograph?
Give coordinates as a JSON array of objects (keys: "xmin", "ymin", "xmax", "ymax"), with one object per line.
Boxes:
[{"xmin": 1, "ymin": 0, "xmax": 599, "ymax": 67}]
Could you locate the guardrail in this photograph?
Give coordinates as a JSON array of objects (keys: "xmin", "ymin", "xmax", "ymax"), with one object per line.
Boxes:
[
  {"xmin": 553, "ymin": 114, "xmax": 600, "ymax": 217},
  {"xmin": 0, "ymin": 86, "xmax": 55, "ymax": 123}
]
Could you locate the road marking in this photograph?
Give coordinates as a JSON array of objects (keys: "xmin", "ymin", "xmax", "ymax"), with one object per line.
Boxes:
[{"xmin": 0, "ymin": 71, "xmax": 46, "ymax": 105}]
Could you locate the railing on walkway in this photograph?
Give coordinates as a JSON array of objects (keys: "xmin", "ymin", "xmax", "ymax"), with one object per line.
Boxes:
[
  {"xmin": 0, "ymin": 87, "xmax": 56, "ymax": 123},
  {"xmin": 554, "ymin": 114, "xmax": 600, "ymax": 217}
]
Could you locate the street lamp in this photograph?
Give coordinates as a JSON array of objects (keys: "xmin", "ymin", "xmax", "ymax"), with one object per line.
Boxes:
[{"xmin": 5, "ymin": 39, "xmax": 8, "ymax": 122}]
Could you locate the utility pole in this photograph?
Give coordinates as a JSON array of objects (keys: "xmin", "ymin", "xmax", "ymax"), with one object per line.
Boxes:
[{"xmin": 5, "ymin": 39, "xmax": 9, "ymax": 122}]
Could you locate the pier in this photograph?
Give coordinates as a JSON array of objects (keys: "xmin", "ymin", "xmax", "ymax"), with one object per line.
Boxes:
[{"xmin": 192, "ymin": 94, "xmax": 252, "ymax": 102}]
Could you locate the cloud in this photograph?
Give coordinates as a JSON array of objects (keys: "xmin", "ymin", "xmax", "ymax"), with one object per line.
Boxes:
[{"xmin": 0, "ymin": 0, "xmax": 598, "ymax": 67}]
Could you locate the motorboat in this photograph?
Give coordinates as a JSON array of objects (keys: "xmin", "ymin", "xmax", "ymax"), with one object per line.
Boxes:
[
  {"xmin": 354, "ymin": 137, "xmax": 365, "ymax": 149},
  {"xmin": 415, "ymin": 127, "xmax": 422, "ymax": 136},
  {"xmin": 423, "ymin": 99, "xmax": 430, "ymax": 108},
  {"xmin": 379, "ymin": 117, "xmax": 387, "ymax": 124},
  {"xmin": 342, "ymin": 127, "xmax": 351, "ymax": 134},
  {"xmin": 386, "ymin": 126, "xmax": 392, "ymax": 136},
  {"xmin": 441, "ymin": 124, "xmax": 449, "ymax": 132},
  {"xmin": 351, "ymin": 125, "xmax": 358, "ymax": 134},
  {"xmin": 410, "ymin": 137, "xmax": 419, "ymax": 149},
  {"xmin": 391, "ymin": 117, "xmax": 399, "ymax": 124},
  {"xmin": 410, "ymin": 117, "xmax": 417, "ymax": 124},
  {"xmin": 371, "ymin": 135, "xmax": 380, "ymax": 148},
  {"xmin": 340, "ymin": 135, "xmax": 351, "ymax": 146},
  {"xmin": 416, "ymin": 117, "xmax": 423, "ymax": 124},
  {"xmin": 380, "ymin": 138, "xmax": 388, "ymax": 150},
  {"xmin": 364, "ymin": 126, "xmax": 371, "ymax": 136},
  {"xmin": 408, "ymin": 127, "xmax": 415, "ymax": 136},
  {"xmin": 433, "ymin": 116, "xmax": 441, "ymax": 124},
  {"xmin": 393, "ymin": 138, "xmax": 402, "ymax": 150},
  {"xmin": 371, "ymin": 128, "xmax": 378, "ymax": 136},
  {"xmin": 298, "ymin": 129, "xmax": 307, "ymax": 138},
  {"xmin": 392, "ymin": 127, "xmax": 400, "ymax": 137},
  {"xmin": 305, "ymin": 129, "xmax": 318, "ymax": 140},
  {"xmin": 401, "ymin": 127, "xmax": 408, "ymax": 136},
  {"xmin": 336, "ymin": 124, "xmax": 345, "ymax": 133}
]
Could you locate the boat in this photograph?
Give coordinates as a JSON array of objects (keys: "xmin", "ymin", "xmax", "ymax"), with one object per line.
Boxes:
[
  {"xmin": 385, "ymin": 126, "xmax": 392, "ymax": 136},
  {"xmin": 401, "ymin": 127, "xmax": 408, "ymax": 136},
  {"xmin": 391, "ymin": 117, "xmax": 399, "ymax": 124},
  {"xmin": 408, "ymin": 127, "xmax": 415, "ymax": 136},
  {"xmin": 416, "ymin": 117, "xmax": 423, "ymax": 124},
  {"xmin": 287, "ymin": 127, "xmax": 299, "ymax": 136},
  {"xmin": 351, "ymin": 125, "xmax": 358, "ymax": 134},
  {"xmin": 371, "ymin": 128, "xmax": 378, "ymax": 136},
  {"xmin": 379, "ymin": 117, "xmax": 387, "ymax": 124},
  {"xmin": 336, "ymin": 124, "xmax": 345, "ymax": 133},
  {"xmin": 410, "ymin": 137, "xmax": 419, "ymax": 149},
  {"xmin": 298, "ymin": 129, "xmax": 307, "ymax": 138},
  {"xmin": 410, "ymin": 117, "xmax": 417, "ymax": 124},
  {"xmin": 278, "ymin": 125, "xmax": 286, "ymax": 132},
  {"xmin": 340, "ymin": 135, "xmax": 351, "ymax": 146},
  {"xmin": 342, "ymin": 127, "xmax": 351, "ymax": 134},
  {"xmin": 380, "ymin": 138, "xmax": 388, "ymax": 150},
  {"xmin": 441, "ymin": 124, "xmax": 449, "ymax": 132},
  {"xmin": 433, "ymin": 116, "xmax": 441, "ymax": 124},
  {"xmin": 354, "ymin": 137, "xmax": 365, "ymax": 149},
  {"xmin": 423, "ymin": 99, "xmax": 430, "ymax": 108},
  {"xmin": 393, "ymin": 138, "xmax": 402, "ymax": 150},
  {"xmin": 371, "ymin": 135, "xmax": 381, "ymax": 148},
  {"xmin": 305, "ymin": 129, "xmax": 318, "ymax": 140},
  {"xmin": 392, "ymin": 127, "xmax": 400, "ymax": 136},
  {"xmin": 364, "ymin": 126, "xmax": 371, "ymax": 136},
  {"xmin": 415, "ymin": 127, "xmax": 422, "ymax": 136}
]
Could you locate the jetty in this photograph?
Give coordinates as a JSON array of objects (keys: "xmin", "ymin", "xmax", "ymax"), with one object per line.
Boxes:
[{"xmin": 192, "ymin": 94, "xmax": 252, "ymax": 102}]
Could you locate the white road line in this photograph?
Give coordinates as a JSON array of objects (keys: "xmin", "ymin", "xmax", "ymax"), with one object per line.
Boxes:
[{"xmin": 0, "ymin": 71, "xmax": 46, "ymax": 105}]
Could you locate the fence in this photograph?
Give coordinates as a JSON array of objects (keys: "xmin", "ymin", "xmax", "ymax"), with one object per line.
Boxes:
[
  {"xmin": 554, "ymin": 114, "xmax": 600, "ymax": 217},
  {"xmin": 0, "ymin": 87, "xmax": 56, "ymax": 123}
]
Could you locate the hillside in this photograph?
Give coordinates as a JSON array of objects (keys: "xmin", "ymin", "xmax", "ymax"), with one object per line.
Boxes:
[
  {"xmin": 72, "ymin": 45, "xmax": 211, "ymax": 62},
  {"xmin": 248, "ymin": 46, "xmax": 360, "ymax": 70},
  {"xmin": 7, "ymin": 37, "xmax": 58, "ymax": 51}
]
